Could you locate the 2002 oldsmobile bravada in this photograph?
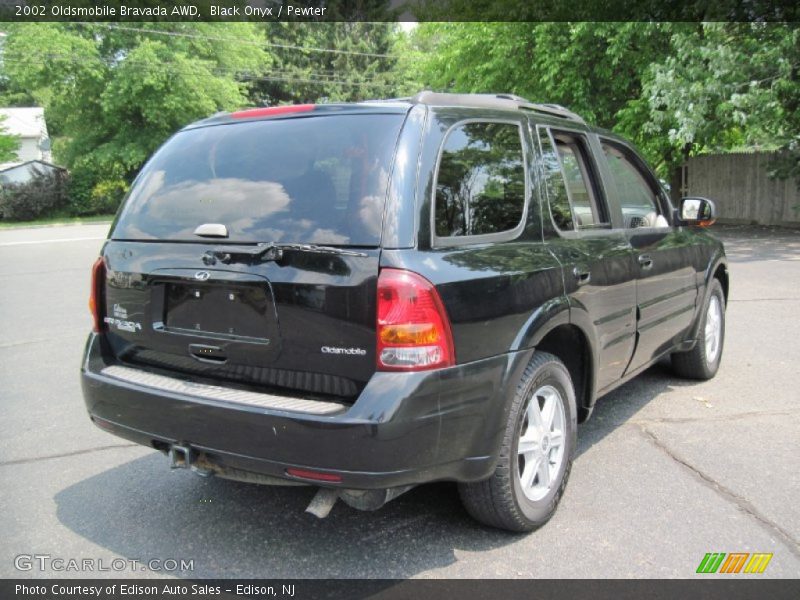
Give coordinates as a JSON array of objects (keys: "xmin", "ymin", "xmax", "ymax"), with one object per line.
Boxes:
[{"xmin": 82, "ymin": 92, "xmax": 728, "ymax": 531}]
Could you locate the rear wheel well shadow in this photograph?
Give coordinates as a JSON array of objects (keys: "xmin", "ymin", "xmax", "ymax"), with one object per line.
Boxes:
[
  {"xmin": 714, "ymin": 264, "xmax": 729, "ymax": 304},
  {"xmin": 535, "ymin": 325, "xmax": 593, "ymax": 423}
]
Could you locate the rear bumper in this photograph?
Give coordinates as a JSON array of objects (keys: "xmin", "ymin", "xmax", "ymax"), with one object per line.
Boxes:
[{"xmin": 81, "ymin": 334, "xmax": 532, "ymax": 489}]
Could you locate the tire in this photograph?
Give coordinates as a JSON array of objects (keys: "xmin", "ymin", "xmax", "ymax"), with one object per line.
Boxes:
[
  {"xmin": 459, "ymin": 351, "xmax": 577, "ymax": 532},
  {"xmin": 672, "ymin": 278, "xmax": 726, "ymax": 380}
]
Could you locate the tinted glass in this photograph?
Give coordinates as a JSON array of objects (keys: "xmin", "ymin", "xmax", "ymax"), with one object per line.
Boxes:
[
  {"xmin": 538, "ymin": 128, "xmax": 574, "ymax": 230},
  {"xmin": 112, "ymin": 114, "xmax": 405, "ymax": 245},
  {"xmin": 555, "ymin": 140, "xmax": 598, "ymax": 227},
  {"xmin": 602, "ymin": 142, "xmax": 664, "ymax": 228},
  {"xmin": 435, "ymin": 122, "xmax": 525, "ymax": 238}
]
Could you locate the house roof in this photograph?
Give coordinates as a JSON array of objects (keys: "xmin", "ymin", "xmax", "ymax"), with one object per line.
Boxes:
[
  {"xmin": 0, "ymin": 107, "xmax": 48, "ymax": 138},
  {"xmin": 0, "ymin": 159, "xmax": 65, "ymax": 174}
]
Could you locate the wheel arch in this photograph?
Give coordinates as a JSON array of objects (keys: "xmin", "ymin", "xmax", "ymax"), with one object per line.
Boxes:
[
  {"xmin": 534, "ymin": 322, "xmax": 596, "ymax": 423},
  {"xmin": 685, "ymin": 255, "xmax": 729, "ymax": 345}
]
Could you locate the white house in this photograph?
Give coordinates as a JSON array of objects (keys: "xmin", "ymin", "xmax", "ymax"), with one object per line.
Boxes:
[
  {"xmin": 0, "ymin": 159, "xmax": 65, "ymax": 184},
  {"xmin": 0, "ymin": 107, "xmax": 62, "ymax": 184}
]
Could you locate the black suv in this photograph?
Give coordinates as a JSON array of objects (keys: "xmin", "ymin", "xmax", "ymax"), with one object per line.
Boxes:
[{"xmin": 82, "ymin": 92, "xmax": 728, "ymax": 531}]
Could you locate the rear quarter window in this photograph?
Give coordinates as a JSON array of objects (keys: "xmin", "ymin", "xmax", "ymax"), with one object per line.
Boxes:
[
  {"xmin": 112, "ymin": 114, "xmax": 405, "ymax": 245},
  {"xmin": 434, "ymin": 121, "xmax": 526, "ymax": 241}
]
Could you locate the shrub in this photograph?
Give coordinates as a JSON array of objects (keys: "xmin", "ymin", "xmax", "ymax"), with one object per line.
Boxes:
[
  {"xmin": 89, "ymin": 179, "xmax": 129, "ymax": 215},
  {"xmin": 65, "ymin": 166, "xmax": 96, "ymax": 216},
  {"xmin": 0, "ymin": 167, "xmax": 69, "ymax": 221},
  {"xmin": 67, "ymin": 164, "xmax": 129, "ymax": 216}
]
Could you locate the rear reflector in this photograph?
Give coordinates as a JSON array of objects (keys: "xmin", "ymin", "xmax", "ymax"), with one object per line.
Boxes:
[
  {"xmin": 231, "ymin": 104, "xmax": 315, "ymax": 119},
  {"xmin": 89, "ymin": 256, "xmax": 106, "ymax": 333},
  {"xmin": 91, "ymin": 416, "xmax": 115, "ymax": 432},
  {"xmin": 286, "ymin": 468, "xmax": 343, "ymax": 483},
  {"xmin": 376, "ymin": 269, "xmax": 455, "ymax": 371}
]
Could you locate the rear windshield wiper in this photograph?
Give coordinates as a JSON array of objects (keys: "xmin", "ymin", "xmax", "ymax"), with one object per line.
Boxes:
[{"xmin": 203, "ymin": 242, "xmax": 367, "ymax": 265}]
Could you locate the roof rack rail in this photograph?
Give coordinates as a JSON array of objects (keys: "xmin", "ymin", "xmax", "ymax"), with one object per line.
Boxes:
[
  {"xmin": 522, "ymin": 102, "xmax": 586, "ymax": 123},
  {"xmin": 411, "ymin": 91, "xmax": 585, "ymax": 124}
]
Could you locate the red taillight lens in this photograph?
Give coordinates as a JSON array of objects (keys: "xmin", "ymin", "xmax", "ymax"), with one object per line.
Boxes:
[
  {"xmin": 231, "ymin": 104, "xmax": 315, "ymax": 119},
  {"xmin": 89, "ymin": 257, "xmax": 106, "ymax": 333},
  {"xmin": 376, "ymin": 269, "xmax": 455, "ymax": 371}
]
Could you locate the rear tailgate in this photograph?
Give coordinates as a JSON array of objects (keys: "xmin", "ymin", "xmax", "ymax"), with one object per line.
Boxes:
[
  {"xmin": 100, "ymin": 110, "xmax": 407, "ymax": 400},
  {"xmin": 102, "ymin": 242, "xmax": 379, "ymax": 398}
]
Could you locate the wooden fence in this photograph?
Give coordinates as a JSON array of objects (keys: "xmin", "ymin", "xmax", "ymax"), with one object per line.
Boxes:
[{"xmin": 679, "ymin": 152, "xmax": 800, "ymax": 226}]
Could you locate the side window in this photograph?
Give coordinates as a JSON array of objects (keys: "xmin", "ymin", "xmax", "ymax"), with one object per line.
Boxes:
[
  {"xmin": 602, "ymin": 142, "xmax": 669, "ymax": 229},
  {"xmin": 553, "ymin": 133, "xmax": 608, "ymax": 229},
  {"xmin": 434, "ymin": 121, "xmax": 526, "ymax": 239},
  {"xmin": 555, "ymin": 140, "xmax": 597, "ymax": 227},
  {"xmin": 537, "ymin": 128, "xmax": 574, "ymax": 230},
  {"xmin": 539, "ymin": 129, "xmax": 608, "ymax": 231}
]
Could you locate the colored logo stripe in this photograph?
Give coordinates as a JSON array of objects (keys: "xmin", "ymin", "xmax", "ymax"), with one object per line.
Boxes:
[
  {"xmin": 744, "ymin": 553, "xmax": 773, "ymax": 574},
  {"xmin": 720, "ymin": 553, "xmax": 749, "ymax": 573},
  {"xmin": 696, "ymin": 552, "xmax": 773, "ymax": 574},
  {"xmin": 697, "ymin": 553, "xmax": 726, "ymax": 573}
]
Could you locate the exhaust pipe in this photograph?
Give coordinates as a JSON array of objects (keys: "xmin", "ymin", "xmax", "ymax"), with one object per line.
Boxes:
[
  {"xmin": 166, "ymin": 444, "xmax": 411, "ymax": 517},
  {"xmin": 305, "ymin": 488, "xmax": 339, "ymax": 519},
  {"xmin": 304, "ymin": 485, "xmax": 416, "ymax": 518}
]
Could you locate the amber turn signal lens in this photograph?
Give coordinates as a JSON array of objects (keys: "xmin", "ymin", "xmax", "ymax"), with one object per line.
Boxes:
[{"xmin": 379, "ymin": 323, "xmax": 440, "ymax": 345}]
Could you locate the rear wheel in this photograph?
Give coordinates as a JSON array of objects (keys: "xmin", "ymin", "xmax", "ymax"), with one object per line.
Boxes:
[
  {"xmin": 459, "ymin": 351, "xmax": 577, "ymax": 532},
  {"xmin": 672, "ymin": 278, "xmax": 725, "ymax": 380}
]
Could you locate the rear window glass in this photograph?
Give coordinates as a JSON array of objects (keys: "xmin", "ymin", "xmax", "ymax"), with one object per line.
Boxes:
[{"xmin": 112, "ymin": 114, "xmax": 405, "ymax": 245}]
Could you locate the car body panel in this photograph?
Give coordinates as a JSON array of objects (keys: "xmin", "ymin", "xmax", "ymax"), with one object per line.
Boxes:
[{"xmin": 83, "ymin": 333, "xmax": 534, "ymax": 488}]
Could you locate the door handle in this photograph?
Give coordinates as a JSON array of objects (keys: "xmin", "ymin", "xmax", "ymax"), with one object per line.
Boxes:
[
  {"xmin": 572, "ymin": 267, "xmax": 591, "ymax": 286},
  {"xmin": 638, "ymin": 254, "xmax": 653, "ymax": 269}
]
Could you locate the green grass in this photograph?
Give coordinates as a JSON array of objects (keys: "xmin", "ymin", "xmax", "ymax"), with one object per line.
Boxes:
[{"xmin": 0, "ymin": 214, "xmax": 115, "ymax": 229}]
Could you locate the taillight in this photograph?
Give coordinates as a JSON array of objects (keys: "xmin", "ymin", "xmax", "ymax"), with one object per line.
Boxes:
[
  {"xmin": 376, "ymin": 269, "xmax": 455, "ymax": 371},
  {"xmin": 89, "ymin": 257, "xmax": 106, "ymax": 333}
]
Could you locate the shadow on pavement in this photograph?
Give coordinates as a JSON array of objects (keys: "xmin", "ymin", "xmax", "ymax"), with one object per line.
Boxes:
[
  {"xmin": 577, "ymin": 358, "xmax": 700, "ymax": 455},
  {"xmin": 54, "ymin": 358, "xmax": 708, "ymax": 578},
  {"xmin": 55, "ymin": 454, "xmax": 511, "ymax": 578}
]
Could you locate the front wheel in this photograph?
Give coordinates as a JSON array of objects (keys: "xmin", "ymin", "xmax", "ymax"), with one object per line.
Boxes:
[
  {"xmin": 672, "ymin": 278, "xmax": 726, "ymax": 380},
  {"xmin": 459, "ymin": 351, "xmax": 577, "ymax": 532}
]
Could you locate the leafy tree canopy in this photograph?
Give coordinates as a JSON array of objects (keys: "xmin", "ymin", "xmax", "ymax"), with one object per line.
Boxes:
[
  {"xmin": 252, "ymin": 22, "xmax": 400, "ymax": 105},
  {"xmin": 405, "ymin": 22, "xmax": 800, "ymax": 178},
  {"xmin": 0, "ymin": 114, "xmax": 20, "ymax": 163},
  {"xmin": 1, "ymin": 22, "xmax": 270, "ymax": 183}
]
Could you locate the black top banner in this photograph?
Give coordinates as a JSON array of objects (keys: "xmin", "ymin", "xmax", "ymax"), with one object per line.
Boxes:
[{"xmin": 1, "ymin": 0, "xmax": 799, "ymax": 22}]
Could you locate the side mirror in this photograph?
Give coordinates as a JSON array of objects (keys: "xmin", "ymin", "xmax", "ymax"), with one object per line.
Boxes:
[{"xmin": 679, "ymin": 197, "xmax": 717, "ymax": 227}]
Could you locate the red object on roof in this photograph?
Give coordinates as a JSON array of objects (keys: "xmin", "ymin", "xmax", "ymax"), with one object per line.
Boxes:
[{"xmin": 231, "ymin": 104, "xmax": 316, "ymax": 119}]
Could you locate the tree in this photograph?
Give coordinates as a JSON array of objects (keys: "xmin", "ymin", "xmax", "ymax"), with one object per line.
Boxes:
[
  {"xmin": 1, "ymin": 22, "xmax": 270, "ymax": 212},
  {"xmin": 640, "ymin": 23, "xmax": 800, "ymax": 178},
  {"xmin": 408, "ymin": 23, "xmax": 675, "ymax": 128},
  {"xmin": 404, "ymin": 22, "xmax": 800, "ymax": 181},
  {"xmin": 405, "ymin": 22, "xmax": 678, "ymax": 172},
  {"xmin": 252, "ymin": 22, "xmax": 400, "ymax": 105},
  {"xmin": 0, "ymin": 114, "xmax": 20, "ymax": 162}
]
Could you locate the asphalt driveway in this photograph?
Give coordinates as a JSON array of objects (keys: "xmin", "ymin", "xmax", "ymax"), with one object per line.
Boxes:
[{"xmin": 0, "ymin": 223, "xmax": 798, "ymax": 578}]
